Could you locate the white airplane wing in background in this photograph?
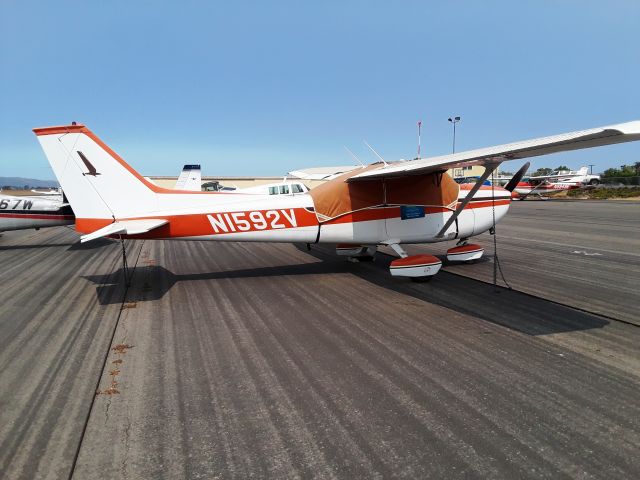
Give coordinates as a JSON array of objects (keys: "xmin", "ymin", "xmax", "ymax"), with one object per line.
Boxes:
[
  {"xmin": 289, "ymin": 165, "xmax": 361, "ymax": 180},
  {"xmin": 347, "ymin": 121, "xmax": 640, "ymax": 182},
  {"xmin": 174, "ymin": 164, "xmax": 202, "ymax": 191}
]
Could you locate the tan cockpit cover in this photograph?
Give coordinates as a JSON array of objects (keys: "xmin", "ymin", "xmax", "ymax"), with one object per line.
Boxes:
[{"xmin": 310, "ymin": 164, "xmax": 460, "ymax": 221}]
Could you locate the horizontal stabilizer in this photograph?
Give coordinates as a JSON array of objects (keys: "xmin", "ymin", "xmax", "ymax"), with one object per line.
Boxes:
[{"xmin": 81, "ymin": 219, "xmax": 169, "ymax": 243}]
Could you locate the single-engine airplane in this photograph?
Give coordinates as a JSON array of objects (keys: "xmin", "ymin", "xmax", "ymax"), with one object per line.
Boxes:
[
  {"xmin": 33, "ymin": 121, "xmax": 640, "ymax": 281},
  {"xmin": 513, "ymin": 166, "xmax": 601, "ymax": 199}
]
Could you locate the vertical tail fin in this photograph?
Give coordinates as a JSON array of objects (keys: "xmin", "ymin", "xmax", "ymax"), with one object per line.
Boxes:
[
  {"xmin": 33, "ymin": 124, "xmax": 159, "ymax": 229},
  {"xmin": 174, "ymin": 164, "xmax": 202, "ymax": 191}
]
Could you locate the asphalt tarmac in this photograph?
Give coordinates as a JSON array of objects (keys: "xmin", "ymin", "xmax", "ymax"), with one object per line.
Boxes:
[
  {"xmin": 406, "ymin": 199, "xmax": 640, "ymax": 325},
  {"xmin": 1, "ymin": 200, "xmax": 639, "ymax": 479}
]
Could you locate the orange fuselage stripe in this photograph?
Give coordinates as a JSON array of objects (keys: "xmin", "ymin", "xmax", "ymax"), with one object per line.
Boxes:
[
  {"xmin": 76, "ymin": 207, "xmax": 319, "ymax": 236},
  {"xmin": 75, "ymin": 199, "xmax": 510, "ymax": 238}
]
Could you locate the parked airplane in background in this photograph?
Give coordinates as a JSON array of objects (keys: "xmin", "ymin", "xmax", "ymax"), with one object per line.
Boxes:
[
  {"xmin": 203, "ymin": 179, "xmax": 310, "ymax": 195},
  {"xmin": 233, "ymin": 181, "xmax": 310, "ymax": 196},
  {"xmin": 0, "ymin": 192, "xmax": 74, "ymax": 233},
  {"xmin": 174, "ymin": 164, "xmax": 202, "ymax": 191},
  {"xmin": 145, "ymin": 164, "xmax": 202, "ymax": 191},
  {"xmin": 513, "ymin": 166, "xmax": 601, "ymax": 199},
  {"xmin": 29, "ymin": 188, "xmax": 63, "ymax": 199},
  {"xmin": 34, "ymin": 121, "xmax": 640, "ymax": 281},
  {"xmin": 0, "ymin": 165, "xmax": 202, "ymax": 234}
]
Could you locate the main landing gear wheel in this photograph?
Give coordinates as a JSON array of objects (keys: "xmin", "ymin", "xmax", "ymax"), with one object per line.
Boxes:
[{"xmin": 446, "ymin": 243, "xmax": 484, "ymax": 262}]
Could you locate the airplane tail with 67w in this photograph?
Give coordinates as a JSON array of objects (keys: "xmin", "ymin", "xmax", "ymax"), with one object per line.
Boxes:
[{"xmin": 34, "ymin": 121, "xmax": 640, "ymax": 280}]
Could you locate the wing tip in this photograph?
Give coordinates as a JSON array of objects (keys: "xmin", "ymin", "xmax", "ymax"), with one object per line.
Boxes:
[{"xmin": 604, "ymin": 120, "xmax": 640, "ymax": 136}]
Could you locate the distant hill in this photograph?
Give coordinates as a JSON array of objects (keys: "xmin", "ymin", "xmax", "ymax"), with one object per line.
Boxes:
[{"xmin": 0, "ymin": 177, "xmax": 60, "ymax": 188}]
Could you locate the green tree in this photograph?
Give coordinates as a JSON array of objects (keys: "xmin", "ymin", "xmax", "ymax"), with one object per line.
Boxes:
[
  {"xmin": 555, "ymin": 165, "xmax": 570, "ymax": 171},
  {"xmin": 602, "ymin": 164, "xmax": 637, "ymax": 177},
  {"xmin": 532, "ymin": 167, "xmax": 553, "ymax": 176}
]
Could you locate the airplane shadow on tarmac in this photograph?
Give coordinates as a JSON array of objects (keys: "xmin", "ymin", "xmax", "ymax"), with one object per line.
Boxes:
[
  {"xmin": 0, "ymin": 242, "xmax": 76, "ymax": 250},
  {"xmin": 83, "ymin": 243, "xmax": 608, "ymax": 337},
  {"xmin": 67, "ymin": 238, "xmax": 116, "ymax": 250}
]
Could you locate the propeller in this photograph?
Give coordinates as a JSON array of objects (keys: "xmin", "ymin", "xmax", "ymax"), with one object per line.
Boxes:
[{"xmin": 504, "ymin": 161, "xmax": 530, "ymax": 192}]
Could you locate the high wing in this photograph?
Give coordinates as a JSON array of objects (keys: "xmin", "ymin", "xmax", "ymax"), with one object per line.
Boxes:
[
  {"xmin": 348, "ymin": 121, "xmax": 640, "ymax": 182},
  {"xmin": 81, "ymin": 219, "xmax": 168, "ymax": 243}
]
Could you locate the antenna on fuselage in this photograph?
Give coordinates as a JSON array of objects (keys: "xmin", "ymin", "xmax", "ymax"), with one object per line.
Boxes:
[
  {"xmin": 363, "ymin": 140, "xmax": 388, "ymax": 167},
  {"xmin": 417, "ymin": 120, "xmax": 422, "ymax": 159},
  {"xmin": 344, "ymin": 146, "xmax": 365, "ymax": 168}
]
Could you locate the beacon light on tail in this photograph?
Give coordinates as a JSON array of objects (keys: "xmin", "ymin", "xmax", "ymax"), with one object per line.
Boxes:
[{"xmin": 33, "ymin": 121, "xmax": 640, "ymax": 281}]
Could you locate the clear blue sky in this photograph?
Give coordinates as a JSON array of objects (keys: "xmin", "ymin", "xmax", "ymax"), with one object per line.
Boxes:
[{"xmin": 1, "ymin": 0, "xmax": 638, "ymax": 179}]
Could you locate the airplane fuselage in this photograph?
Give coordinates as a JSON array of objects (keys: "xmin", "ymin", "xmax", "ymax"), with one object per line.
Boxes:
[
  {"xmin": 73, "ymin": 182, "xmax": 510, "ymax": 246},
  {"xmin": 0, "ymin": 194, "xmax": 74, "ymax": 232}
]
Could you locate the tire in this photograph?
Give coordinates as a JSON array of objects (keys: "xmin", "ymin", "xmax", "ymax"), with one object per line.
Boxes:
[{"xmin": 589, "ymin": 179, "xmax": 599, "ymax": 186}]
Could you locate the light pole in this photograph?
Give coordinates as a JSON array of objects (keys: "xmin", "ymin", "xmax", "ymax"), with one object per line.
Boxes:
[{"xmin": 448, "ymin": 116, "xmax": 461, "ymax": 154}]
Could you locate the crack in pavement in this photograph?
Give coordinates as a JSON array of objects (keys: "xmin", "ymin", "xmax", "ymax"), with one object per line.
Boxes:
[{"xmin": 67, "ymin": 240, "xmax": 144, "ymax": 480}]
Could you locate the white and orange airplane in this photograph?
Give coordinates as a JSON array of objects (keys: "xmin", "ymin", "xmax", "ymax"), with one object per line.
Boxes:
[{"xmin": 33, "ymin": 121, "xmax": 640, "ymax": 281}]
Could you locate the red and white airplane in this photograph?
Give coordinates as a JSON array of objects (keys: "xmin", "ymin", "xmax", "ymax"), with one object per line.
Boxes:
[
  {"xmin": 33, "ymin": 121, "xmax": 640, "ymax": 281},
  {"xmin": 513, "ymin": 166, "xmax": 601, "ymax": 199}
]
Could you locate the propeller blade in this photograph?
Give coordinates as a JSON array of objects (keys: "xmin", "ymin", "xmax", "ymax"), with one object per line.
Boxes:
[{"xmin": 504, "ymin": 161, "xmax": 530, "ymax": 192}]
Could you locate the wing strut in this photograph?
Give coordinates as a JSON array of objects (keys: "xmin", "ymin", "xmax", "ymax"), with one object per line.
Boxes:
[{"xmin": 436, "ymin": 163, "xmax": 500, "ymax": 238}]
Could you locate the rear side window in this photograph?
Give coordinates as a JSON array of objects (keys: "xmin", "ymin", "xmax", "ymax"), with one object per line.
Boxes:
[
  {"xmin": 269, "ymin": 186, "xmax": 278, "ymax": 195},
  {"xmin": 280, "ymin": 185, "xmax": 290, "ymax": 194}
]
